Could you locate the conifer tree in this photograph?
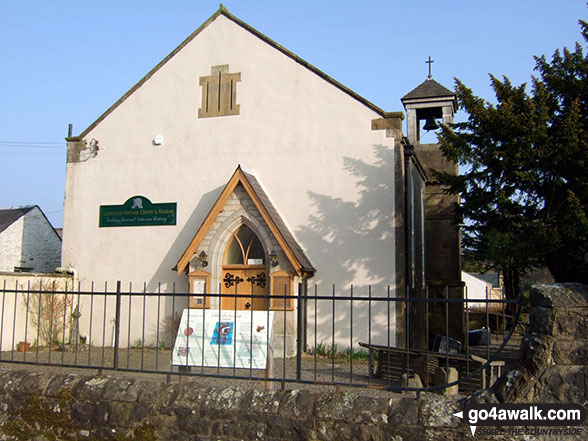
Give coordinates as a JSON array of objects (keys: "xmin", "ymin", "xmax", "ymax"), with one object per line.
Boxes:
[{"xmin": 436, "ymin": 20, "xmax": 588, "ymax": 298}]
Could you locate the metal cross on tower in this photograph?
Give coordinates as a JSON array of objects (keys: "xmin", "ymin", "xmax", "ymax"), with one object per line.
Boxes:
[{"xmin": 426, "ymin": 56, "xmax": 434, "ymax": 78}]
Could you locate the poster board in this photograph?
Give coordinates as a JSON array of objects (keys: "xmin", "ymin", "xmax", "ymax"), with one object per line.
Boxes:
[
  {"xmin": 191, "ymin": 279, "xmax": 206, "ymax": 307},
  {"xmin": 188, "ymin": 270, "xmax": 210, "ymax": 309},
  {"xmin": 171, "ymin": 309, "xmax": 274, "ymax": 369}
]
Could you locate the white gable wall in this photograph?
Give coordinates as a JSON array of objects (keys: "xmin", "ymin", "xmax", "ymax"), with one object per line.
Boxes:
[
  {"xmin": 0, "ymin": 207, "xmax": 61, "ymax": 273},
  {"xmin": 62, "ymin": 15, "xmax": 399, "ymax": 347},
  {"xmin": 0, "ymin": 218, "xmax": 24, "ymax": 272},
  {"xmin": 22, "ymin": 207, "xmax": 62, "ymax": 273}
]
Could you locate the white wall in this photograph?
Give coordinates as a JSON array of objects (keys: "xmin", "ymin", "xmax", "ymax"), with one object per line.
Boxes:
[
  {"xmin": 463, "ymin": 271, "xmax": 502, "ymax": 312},
  {"xmin": 0, "ymin": 273, "xmax": 73, "ymax": 351},
  {"xmin": 22, "ymin": 207, "xmax": 62, "ymax": 273},
  {"xmin": 0, "ymin": 208, "xmax": 61, "ymax": 273},
  {"xmin": 62, "ymin": 14, "xmax": 400, "ymax": 349},
  {"xmin": 0, "ymin": 218, "xmax": 23, "ymax": 272}
]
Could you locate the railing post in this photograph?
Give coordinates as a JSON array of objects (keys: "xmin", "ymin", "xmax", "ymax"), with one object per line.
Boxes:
[
  {"xmin": 296, "ymin": 282, "xmax": 303, "ymax": 382},
  {"xmin": 113, "ymin": 281, "xmax": 121, "ymax": 370}
]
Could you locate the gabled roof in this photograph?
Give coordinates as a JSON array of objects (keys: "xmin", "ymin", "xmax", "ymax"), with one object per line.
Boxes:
[
  {"xmin": 0, "ymin": 206, "xmax": 35, "ymax": 234},
  {"xmin": 469, "ymin": 272, "xmax": 501, "ymax": 288},
  {"xmin": 401, "ymin": 77, "xmax": 455, "ymax": 102},
  {"xmin": 77, "ymin": 5, "xmax": 386, "ymax": 139},
  {"xmin": 176, "ymin": 165, "xmax": 315, "ymax": 277},
  {"xmin": 0, "ymin": 206, "xmax": 62, "ymax": 241}
]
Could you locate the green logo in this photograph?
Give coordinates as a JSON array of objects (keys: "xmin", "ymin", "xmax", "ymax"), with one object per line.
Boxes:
[{"xmin": 99, "ymin": 196, "xmax": 176, "ymax": 227}]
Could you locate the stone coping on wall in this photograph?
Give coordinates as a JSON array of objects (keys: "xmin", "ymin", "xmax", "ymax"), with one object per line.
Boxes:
[{"xmin": 0, "ymin": 367, "xmax": 482, "ymax": 441}]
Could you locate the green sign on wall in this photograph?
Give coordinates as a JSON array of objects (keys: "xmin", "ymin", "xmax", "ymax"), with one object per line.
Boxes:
[{"xmin": 99, "ymin": 196, "xmax": 177, "ymax": 227}]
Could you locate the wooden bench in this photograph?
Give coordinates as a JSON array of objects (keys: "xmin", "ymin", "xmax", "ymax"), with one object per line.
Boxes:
[{"xmin": 358, "ymin": 342, "xmax": 504, "ymax": 393}]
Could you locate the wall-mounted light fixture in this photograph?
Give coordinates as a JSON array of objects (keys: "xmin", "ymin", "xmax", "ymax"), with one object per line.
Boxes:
[
  {"xmin": 269, "ymin": 251, "xmax": 279, "ymax": 267},
  {"xmin": 199, "ymin": 251, "xmax": 208, "ymax": 267}
]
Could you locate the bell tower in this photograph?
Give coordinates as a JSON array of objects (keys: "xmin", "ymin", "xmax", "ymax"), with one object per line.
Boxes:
[
  {"xmin": 402, "ymin": 58, "xmax": 456, "ymax": 147},
  {"xmin": 401, "ymin": 62, "xmax": 464, "ymax": 345}
]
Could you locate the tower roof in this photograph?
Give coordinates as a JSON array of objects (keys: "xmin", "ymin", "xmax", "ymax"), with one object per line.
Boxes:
[{"xmin": 401, "ymin": 77, "xmax": 455, "ymax": 101}]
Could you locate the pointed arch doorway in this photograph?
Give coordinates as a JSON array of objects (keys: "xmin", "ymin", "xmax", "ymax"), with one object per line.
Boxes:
[{"xmin": 221, "ymin": 224, "xmax": 267, "ymax": 310}]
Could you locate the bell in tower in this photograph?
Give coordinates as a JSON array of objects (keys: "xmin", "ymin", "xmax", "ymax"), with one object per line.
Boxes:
[{"xmin": 422, "ymin": 114, "xmax": 440, "ymax": 132}]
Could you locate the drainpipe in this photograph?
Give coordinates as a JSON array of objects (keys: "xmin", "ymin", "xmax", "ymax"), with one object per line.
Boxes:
[
  {"xmin": 296, "ymin": 272, "xmax": 309, "ymax": 382},
  {"xmin": 403, "ymin": 138, "xmax": 414, "ymax": 294},
  {"xmin": 403, "ymin": 138, "xmax": 415, "ymax": 349}
]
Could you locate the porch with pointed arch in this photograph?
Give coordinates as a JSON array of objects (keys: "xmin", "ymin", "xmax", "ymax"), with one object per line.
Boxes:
[{"xmin": 176, "ymin": 166, "xmax": 315, "ymax": 317}]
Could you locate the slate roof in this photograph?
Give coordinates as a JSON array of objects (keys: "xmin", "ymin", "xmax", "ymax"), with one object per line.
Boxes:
[
  {"xmin": 0, "ymin": 206, "xmax": 35, "ymax": 234},
  {"xmin": 401, "ymin": 77, "xmax": 455, "ymax": 101},
  {"xmin": 470, "ymin": 272, "xmax": 501, "ymax": 288}
]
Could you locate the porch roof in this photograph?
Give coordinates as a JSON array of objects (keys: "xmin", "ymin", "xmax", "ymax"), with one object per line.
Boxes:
[{"xmin": 176, "ymin": 165, "xmax": 315, "ymax": 277}]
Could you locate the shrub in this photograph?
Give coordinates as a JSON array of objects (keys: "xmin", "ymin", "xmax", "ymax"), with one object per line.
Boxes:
[{"xmin": 21, "ymin": 281, "xmax": 73, "ymax": 346}]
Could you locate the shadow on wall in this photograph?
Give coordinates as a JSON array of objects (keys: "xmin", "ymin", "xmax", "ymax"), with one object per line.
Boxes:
[
  {"xmin": 297, "ymin": 145, "xmax": 396, "ymax": 289},
  {"xmin": 147, "ymin": 185, "xmax": 225, "ymax": 293},
  {"xmin": 296, "ymin": 145, "xmax": 400, "ymax": 348}
]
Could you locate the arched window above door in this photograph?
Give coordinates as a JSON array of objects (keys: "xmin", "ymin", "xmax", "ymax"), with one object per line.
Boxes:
[{"xmin": 224, "ymin": 225, "xmax": 265, "ymax": 266}]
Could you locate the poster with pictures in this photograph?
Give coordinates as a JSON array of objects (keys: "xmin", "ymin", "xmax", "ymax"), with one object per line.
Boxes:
[
  {"xmin": 190, "ymin": 279, "xmax": 206, "ymax": 307},
  {"xmin": 171, "ymin": 309, "xmax": 273, "ymax": 369}
]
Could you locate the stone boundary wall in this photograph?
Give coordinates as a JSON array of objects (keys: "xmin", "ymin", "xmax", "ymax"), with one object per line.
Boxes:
[
  {"xmin": 0, "ymin": 369, "xmax": 472, "ymax": 441},
  {"xmin": 472, "ymin": 283, "xmax": 588, "ymax": 404}
]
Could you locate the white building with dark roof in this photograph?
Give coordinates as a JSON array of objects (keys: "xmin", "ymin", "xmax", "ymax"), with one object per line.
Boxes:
[{"xmin": 0, "ymin": 206, "xmax": 61, "ymax": 274}]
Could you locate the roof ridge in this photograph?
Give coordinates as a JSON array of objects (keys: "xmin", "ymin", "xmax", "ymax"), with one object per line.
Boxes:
[{"xmin": 78, "ymin": 6, "xmax": 386, "ymax": 138}]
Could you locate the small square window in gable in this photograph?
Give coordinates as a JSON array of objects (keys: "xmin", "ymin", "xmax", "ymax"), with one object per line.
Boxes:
[{"xmin": 198, "ymin": 65, "xmax": 241, "ymax": 118}]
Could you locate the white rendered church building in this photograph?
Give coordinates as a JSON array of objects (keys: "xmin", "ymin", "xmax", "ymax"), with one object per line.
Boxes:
[{"xmin": 61, "ymin": 6, "xmax": 460, "ymax": 354}]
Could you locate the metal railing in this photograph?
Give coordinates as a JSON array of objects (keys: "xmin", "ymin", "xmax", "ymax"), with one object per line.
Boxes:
[{"xmin": 0, "ymin": 280, "xmax": 522, "ymax": 393}]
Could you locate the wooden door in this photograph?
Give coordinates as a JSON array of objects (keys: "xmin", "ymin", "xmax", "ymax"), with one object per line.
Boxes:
[
  {"xmin": 221, "ymin": 269, "xmax": 267, "ymax": 310},
  {"xmin": 221, "ymin": 224, "xmax": 268, "ymax": 311}
]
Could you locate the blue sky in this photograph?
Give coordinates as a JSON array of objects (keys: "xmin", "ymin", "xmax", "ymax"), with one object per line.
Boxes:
[{"xmin": 1, "ymin": 1, "xmax": 586, "ymax": 227}]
